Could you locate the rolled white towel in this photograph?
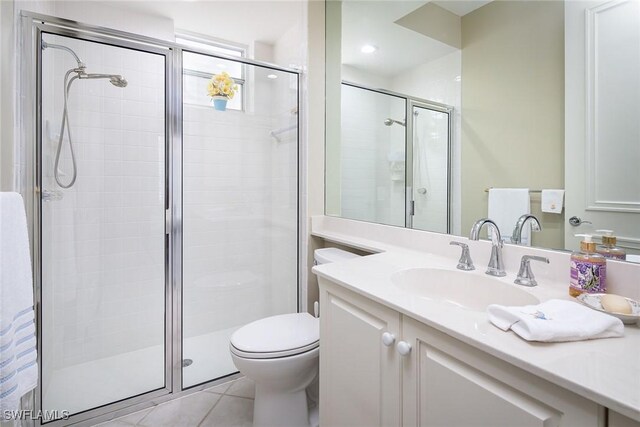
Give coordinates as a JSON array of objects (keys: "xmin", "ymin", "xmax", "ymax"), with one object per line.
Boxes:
[
  {"xmin": 0, "ymin": 193, "xmax": 38, "ymax": 412},
  {"xmin": 487, "ymin": 299, "xmax": 624, "ymax": 342}
]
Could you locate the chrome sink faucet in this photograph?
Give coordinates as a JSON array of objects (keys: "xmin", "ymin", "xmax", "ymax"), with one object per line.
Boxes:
[
  {"xmin": 511, "ymin": 214, "xmax": 542, "ymax": 245},
  {"xmin": 449, "ymin": 241, "xmax": 474, "ymax": 271},
  {"xmin": 469, "ymin": 218, "xmax": 506, "ymax": 277},
  {"xmin": 514, "ymin": 255, "xmax": 549, "ymax": 287}
]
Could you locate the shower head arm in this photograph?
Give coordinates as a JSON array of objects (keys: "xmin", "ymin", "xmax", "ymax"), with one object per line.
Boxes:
[
  {"xmin": 79, "ymin": 73, "xmax": 121, "ymax": 80},
  {"xmin": 78, "ymin": 73, "xmax": 128, "ymax": 88},
  {"xmin": 42, "ymin": 41, "xmax": 85, "ymax": 69}
]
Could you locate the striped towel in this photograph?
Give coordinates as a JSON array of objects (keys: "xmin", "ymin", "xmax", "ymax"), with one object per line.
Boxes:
[{"xmin": 0, "ymin": 193, "xmax": 38, "ymax": 412}]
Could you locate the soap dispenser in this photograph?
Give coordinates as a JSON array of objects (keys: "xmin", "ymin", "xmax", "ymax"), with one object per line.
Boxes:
[
  {"xmin": 569, "ymin": 234, "xmax": 607, "ymax": 297},
  {"xmin": 595, "ymin": 230, "xmax": 626, "ymax": 260}
]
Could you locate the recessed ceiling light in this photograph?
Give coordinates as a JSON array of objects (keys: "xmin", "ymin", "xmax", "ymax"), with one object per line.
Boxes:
[
  {"xmin": 267, "ymin": 74, "xmax": 278, "ymax": 79},
  {"xmin": 361, "ymin": 44, "xmax": 377, "ymax": 54}
]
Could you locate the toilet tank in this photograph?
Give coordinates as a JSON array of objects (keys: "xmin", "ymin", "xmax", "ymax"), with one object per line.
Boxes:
[{"xmin": 314, "ymin": 248, "xmax": 361, "ymax": 265}]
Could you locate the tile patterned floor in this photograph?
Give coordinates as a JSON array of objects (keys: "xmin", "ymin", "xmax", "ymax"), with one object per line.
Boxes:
[{"xmin": 95, "ymin": 377, "xmax": 254, "ymax": 427}]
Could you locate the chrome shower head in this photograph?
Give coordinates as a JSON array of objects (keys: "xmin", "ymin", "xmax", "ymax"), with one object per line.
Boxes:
[
  {"xmin": 80, "ymin": 72, "xmax": 128, "ymax": 88},
  {"xmin": 109, "ymin": 76, "xmax": 128, "ymax": 88}
]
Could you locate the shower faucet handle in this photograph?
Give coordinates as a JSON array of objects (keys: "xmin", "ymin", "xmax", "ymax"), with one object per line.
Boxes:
[{"xmin": 449, "ymin": 241, "xmax": 475, "ymax": 271}]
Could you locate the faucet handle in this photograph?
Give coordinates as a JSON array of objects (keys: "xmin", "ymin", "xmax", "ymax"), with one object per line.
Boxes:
[
  {"xmin": 450, "ymin": 241, "xmax": 475, "ymax": 271},
  {"xmin": 514, "ymin": 255, "xmax": 550, "ymax": 287}
]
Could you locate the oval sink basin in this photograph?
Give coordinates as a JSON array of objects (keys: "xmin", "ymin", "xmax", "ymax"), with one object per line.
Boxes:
[{"xmin": 391, "ymin": 268, "xmax": 539, "ymax": 311}]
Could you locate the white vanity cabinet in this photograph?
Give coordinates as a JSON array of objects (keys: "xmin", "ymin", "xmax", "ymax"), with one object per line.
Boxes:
[
  {"xmin": 610, "ymin": 411, "xmax": 640, "ymax": 427},
  {"xmin": 319, "ymin": 278, "xmax": 402, "ymax": 427},
  {"xmin": 318, "ymin": 277, "xmax": 604, "ymax": 427},
  {"xmin": 401, "ymin": 316, "xmax": 600, "ymax": 427}
]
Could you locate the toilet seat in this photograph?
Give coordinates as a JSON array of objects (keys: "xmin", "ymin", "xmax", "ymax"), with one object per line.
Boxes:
[
  {"xmin": 230, "ymin": 341, "xmax": 319, "ymax": 359},
  {"xmin": 230, "ymin": 313, "xmax": 319, "ymax": 360}
]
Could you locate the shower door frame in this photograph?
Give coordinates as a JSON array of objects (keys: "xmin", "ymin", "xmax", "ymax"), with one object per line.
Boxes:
[
  {"xmin": 21, "ymin": 11, "xmax": 302, "ymax": 427},
  {"xmin": 29, "ymin": 19, "xmax": 177, "ymax": 427},
  {"xmin": 406, "ymin": 98, "xmax": 454, "ymax": 232}
]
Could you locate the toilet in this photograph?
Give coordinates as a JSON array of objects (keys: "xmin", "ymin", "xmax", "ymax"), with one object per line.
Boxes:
[{"xmin": 230, "ymin": 248, "xmax": 360, "ymax": 427}]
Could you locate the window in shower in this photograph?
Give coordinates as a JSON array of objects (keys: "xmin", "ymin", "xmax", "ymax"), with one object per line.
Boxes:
[
  {"xmin": 180, "ymin": 34, "xmax": 246, "ymax": 111},
  {"xmin": 39, "ymin": 33, "xmax": 168, "ymax": 416},
  {"xmin": 181, "ymin": 51, "xmax": 299, "ymax": 388}
]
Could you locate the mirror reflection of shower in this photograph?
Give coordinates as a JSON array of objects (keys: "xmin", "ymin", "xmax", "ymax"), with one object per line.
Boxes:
[
  {"xmin": 43, "ymin": 40, "xmax": 128, "ymax": 189},
  {"xmin": 384, "ymin": 118, "xmax": 405, "ymax": 127}
]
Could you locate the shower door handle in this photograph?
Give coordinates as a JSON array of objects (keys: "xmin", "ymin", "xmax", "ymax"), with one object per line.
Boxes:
[
  {"xmin": 41, "ymin": 189, "xmax": 64, "ymax": 202},
  {"xmin": 165, "ymin": 209, "xmax": 172, "ymax": 234}
]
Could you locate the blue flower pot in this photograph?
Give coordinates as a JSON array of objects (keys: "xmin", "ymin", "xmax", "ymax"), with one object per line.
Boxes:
[{"xmin": 212, "ymin": 97, "xmax": 228, "ymax": 111}]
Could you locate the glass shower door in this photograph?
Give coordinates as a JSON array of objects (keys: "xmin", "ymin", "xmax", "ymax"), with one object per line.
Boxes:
[
  {"xmin": 40, "ymin": 33, "xmax": 168, "ymax": 416},
  {"xmin": 181, "ymin": 51, "xmax": 299, "ymax": 388},
  {"xmin": 410, "ymin": 104, "xmax": 451, "ymax": 233}
]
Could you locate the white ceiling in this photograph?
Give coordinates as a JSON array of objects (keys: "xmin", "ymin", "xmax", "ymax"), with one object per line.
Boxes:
[
  {"xmin": 341, "ymin": 0, "xmax": 492, "ymax": 78},
  {"xmin": 99, "ymin": 0, "xmax": 304, "ymax": 46},
  {"xmin": 433, "ymin": 0, "xmax": 493, "ymax": 16}
]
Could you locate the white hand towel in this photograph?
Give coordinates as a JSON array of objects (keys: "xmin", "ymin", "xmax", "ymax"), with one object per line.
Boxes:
[
  {"xmin": 488, "ymin": 188, "xmax": 531, "ymax": 245},
  {"xmin": 541, "ymin": 189, "xmax": 565, "ymax": 214},
  {"xmin": 0, "ymin": 193, "xmax": 38, "ymax": 412},
  {"xmin": 487, "ymin": 299, "xmax": 624, "ymax": 342}
]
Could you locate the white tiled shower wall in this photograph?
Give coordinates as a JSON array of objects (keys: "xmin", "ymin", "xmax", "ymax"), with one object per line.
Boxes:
[
  {"xmin": 182, "ymin": 86, "xmax": 298, "ymax": 339},
  {"xmin": 340, "ymin": 84, "xmax": 405, "ymax": 227},
  {"xmin": 41, "ymin": 34, "xmax": 166, "ymax": 378}
]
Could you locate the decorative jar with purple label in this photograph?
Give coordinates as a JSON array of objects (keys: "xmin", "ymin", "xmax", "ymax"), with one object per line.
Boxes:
[{"xmin": 570, "ymin": 235, "xmax": 607, "ymax": 297}]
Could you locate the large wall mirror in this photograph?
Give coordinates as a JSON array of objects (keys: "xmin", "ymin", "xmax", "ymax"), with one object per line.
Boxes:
[{"xmin": 325, "ymin": 0, "xmax": 640, "ymax": 261}]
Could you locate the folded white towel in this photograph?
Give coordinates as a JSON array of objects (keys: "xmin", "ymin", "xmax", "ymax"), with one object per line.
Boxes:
[
  {"xmin": 488, "ymin": 188, "xmax": 531, "ymax": 245},
  {"xmin": 541, "ymin": 189, "xmax": 564, "ymax": 214},
  {"xmin": 0, "ymin": 193, "xmax": 38, "ymax": 412},
  {"xmin": 487, "ymin": 299, "xmax": 624, "ymax": 342}
]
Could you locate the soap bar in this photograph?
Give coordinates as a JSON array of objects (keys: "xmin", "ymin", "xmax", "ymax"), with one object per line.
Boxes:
[{"xmin": 600, "ymin": 294, "xmax": 632, "ymax": 314}]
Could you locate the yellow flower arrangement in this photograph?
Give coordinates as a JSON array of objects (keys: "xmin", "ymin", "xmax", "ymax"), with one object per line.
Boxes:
[{"xmin": 207, "ymin": 72, "xmax": 239, "ymax": 100}]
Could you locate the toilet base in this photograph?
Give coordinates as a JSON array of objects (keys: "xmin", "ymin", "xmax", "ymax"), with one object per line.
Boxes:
[{"xmin": 253, "ymin": 384, "xmax": 310, "ymax": 427}]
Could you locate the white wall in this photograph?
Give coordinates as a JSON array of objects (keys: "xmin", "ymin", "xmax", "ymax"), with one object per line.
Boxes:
[
  {"xmin": 303, "ymin": 0, "xmax": 325, "ymax": 312},
  {"xmin": 0, "ymin": 0, "xmax": 15, "ymax": 191}
]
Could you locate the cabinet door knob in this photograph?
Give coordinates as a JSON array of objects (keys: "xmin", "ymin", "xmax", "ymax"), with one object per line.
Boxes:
[
  {"xmin": 396, "ymin": 341, "xmax": 412, "ymax": 356},
  {"xmin": 382, "ymin": 332, "xmax": 395, "ymax": 347}
]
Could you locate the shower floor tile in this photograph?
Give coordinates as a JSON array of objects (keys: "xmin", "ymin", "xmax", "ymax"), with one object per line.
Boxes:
[
  {"xmin": 183, "ymin": 326, "xmax": 239, "ymax": 388},
  {"xmin": 44, "ymin": 327, "xmax": 240, "ymax": 416},
  {"xmin": 43, "ymin": 344, "xmax": 165, "ymax": 415}
]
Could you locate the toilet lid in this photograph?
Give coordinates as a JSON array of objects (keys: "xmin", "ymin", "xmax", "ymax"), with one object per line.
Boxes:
[{"xmin": 230, "ymin": 313, "xmax": 319, "ymax": 357}]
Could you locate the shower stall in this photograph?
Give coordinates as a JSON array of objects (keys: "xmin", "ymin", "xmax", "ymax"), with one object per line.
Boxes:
[
  {"xmin": 339, "ymin": 82, "xmax": 452, "ymax": 233},
  {"xmin": 20, "ymin": 13, "xmax": 299, "ymax": 425}
]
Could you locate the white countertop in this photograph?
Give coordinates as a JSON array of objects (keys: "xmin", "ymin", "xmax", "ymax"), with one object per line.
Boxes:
[{"xmin": 311, "ymin": 224, "xmax": 640, "ymax": 421}]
